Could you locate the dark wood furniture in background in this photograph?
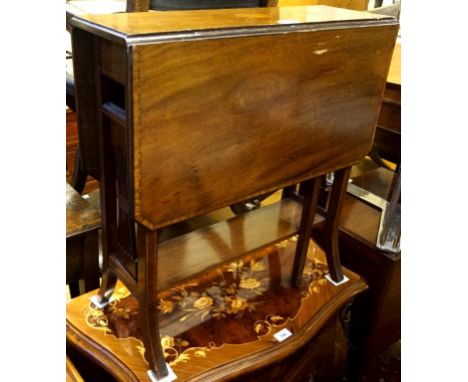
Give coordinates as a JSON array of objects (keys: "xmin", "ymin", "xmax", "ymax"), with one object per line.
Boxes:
[
  {"xmin": 67, "ymin": 5, "xmax": 397, "ymax": 381},
  {"xmin": 371, "ymin": 41, "xmax": 401, "ymax": 169},
  {"xmin": 66, "ymin": 182, "xmax": 101, "ymax": 297},
  {"xmin": 340, "ymin": 166, "xmax": 401, "ymax": 381},
  {"xmin": 66, "ymin": 109, "xmax": 78, "ymax": 182}
]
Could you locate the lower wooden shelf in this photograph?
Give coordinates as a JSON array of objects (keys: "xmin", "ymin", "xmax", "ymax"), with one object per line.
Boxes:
[
  {"xmin": 67, "ymin": 237, "xmax": 366, "ymax": 381},
  {"xmin": 156, "ymin": 198, "xmax": 313, "ymax": 291},
  {"xmin": 117, "ymin": 197, "xmax": 325, "ymax": 291}
]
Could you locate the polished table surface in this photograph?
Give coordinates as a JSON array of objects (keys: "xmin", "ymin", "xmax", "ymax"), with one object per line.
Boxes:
[
  {"xmin": 66, "ymin": 0, "xmax": 367, "ymax": 16},
  {"xmin": 67, "ymin": 238, "xmax": 367, "ymax": 381},
  {"xmin": 277, "ymin": 0, "xmax": 366, "ymax": 9},
  {"xmin": 66, "ymin": 0, "xmax": 126, "ymax": 15},
  {"xmin": 71, "ymin": 5, "xmax": 392, "ymax": 38}
]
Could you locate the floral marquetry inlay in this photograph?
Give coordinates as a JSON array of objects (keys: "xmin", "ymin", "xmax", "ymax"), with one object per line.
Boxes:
[{"xmin": 85, "ymin": 236, "xmax": 330, "ymax": 366}]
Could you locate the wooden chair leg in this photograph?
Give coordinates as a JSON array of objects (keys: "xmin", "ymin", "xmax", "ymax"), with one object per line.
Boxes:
[
  {"xmin": 94, "ymin": 109, "xmax": 117, "ymax": 306},
  {"xmin": 282, "ymin": 185, "xmax": 296, "ymax": 200},
  {"xmin": 82, "ymin": 230, "xmax": 100, "ymax": 293},
  {"xmin": 94, "ymin": 268, "xmax": 117, "ymax": 306},
  {"xmin": 291, "ymin": 177, "xmax": 321, "ymax": 287},
  {"xmin": 93, "ymin": 218, "xmax": 117, "ymax": 305},
  {"xmin": 137, "ymin": 225, "xmax": 168, "ymax": 379},
  {"xmin": 322, "ymin": 167, "xmax": 351, "ymax": 283},
  {"xmin": 368, "ymin": 144, "xmax": 394, "ymax": 171},
  {"xmin": 267, "ymin": 249, "xmax": 281, "ymax": 289},
  {"xmin": 68, "ymin": 281, "xmax": 81, "ymax": 298},
  {"xmin": 71, "ymin": 146, "xmax": 88, "ymax": 193}
]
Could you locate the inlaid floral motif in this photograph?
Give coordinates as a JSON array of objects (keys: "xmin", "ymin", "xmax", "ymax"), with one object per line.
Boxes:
[
  {"xmin": 254, "ymin": 320, "xmax": 271, "ymax": 335},
  {"xmin": 224, "ymin": 296, "xmax": 249, "ymax": 314},
  {"xmin": 239, "ymin": 277, "xmax": 261, "ymax": 289},
  {"xmin": 158, "ymin": 299, "xmax": 174, "ymax": 314},
  {"xmin": 84, "ymin": 236, "xmax": 331, "ymax": 367},
  {"xmin": 157, "ymin": 256, "xmax": 268, "ymax": 323},
  {"xmin": 193, "ymin": 296, "xmax": 214, "ymax": 310}
]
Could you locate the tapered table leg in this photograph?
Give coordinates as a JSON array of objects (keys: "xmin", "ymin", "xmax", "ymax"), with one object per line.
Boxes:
[
  {"xmin": 137, "ymin": 225, "xmax": 168, "ymax": 379},
  {"xmin": 291, "ymin": 177, "xmax": 321, "ymax": 287},
  {"xmin": 323, "ymin": 167, "xmax": 351, "ymax": 283}
]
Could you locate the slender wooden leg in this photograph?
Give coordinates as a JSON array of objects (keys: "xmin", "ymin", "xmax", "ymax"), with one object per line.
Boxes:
[
  {"xmin": 94, "ymin": 78, "xmax": 119, "ymax": 305},
  {"xmin": 93, "ymin": 207, "xmax": 118, "ymax": 306},
  {"xmin": 82, "ymin": 230, "xmax": 100, "ymax": 293},
  {"xmin": 93, "ymin": 163, "xmax": 117, "ymax": 306},
  {"xmin": 282, "ymin": 185, "xmax": 296, "ymax": 200},
  {"xmin": 137, "ymin": 225, "xmax": 168, "ymax": 379},
  {"xmin": 68, "ymin": 281, "xmax": 81, "ymax": 298},
  {"xmin": 323, "ymin": 167, "xmax": 351, "ymax": 283},
  {"xmin": 94, "ymin": 149, "xmax": 117, "ymax": 306},
  {"xmin": 268, "ymin": 246, "xmax": 282, "ymax": 289},
  {"xmin": 291, "ymin": 177, "xmax": 321, "ymax": 287},
  {"xmin": 95, "ymin": 268, "xmax": 117, "ymax": 305},
  {"xmin": 369, "ymin": 144, "xmax": 394, "ymax": 171},
  {"xmin": 71, "ymin": 146, "xmax": 88, "ymax": 193},
  {"xmin": 298, "ymin": 181, "xmax": 309, "ymax": 197}
]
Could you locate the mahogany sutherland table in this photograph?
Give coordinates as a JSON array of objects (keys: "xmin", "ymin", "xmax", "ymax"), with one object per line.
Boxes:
[{"xmin": 68, "ymin": 5, "xmax": 398, "ymax": 381}]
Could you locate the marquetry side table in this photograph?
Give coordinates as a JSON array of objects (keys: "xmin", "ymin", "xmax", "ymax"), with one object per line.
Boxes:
[{"xmin": 67, "ymin": 238, "xmax": 367, "ymax": 381}]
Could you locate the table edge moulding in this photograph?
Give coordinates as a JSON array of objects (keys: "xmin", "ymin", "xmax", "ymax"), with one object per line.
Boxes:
[{"xmin": 71, "ymin": 5, "xmax": 396, "ymax": 45}]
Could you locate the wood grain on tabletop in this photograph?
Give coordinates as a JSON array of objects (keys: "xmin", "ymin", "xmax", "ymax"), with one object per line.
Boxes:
[
  {"xmin": 65, "ymin": 0, "xmax": 368, "ymax": 13},
  {"xmin": 72, "ymin": 5, "xmax": 393, "ymax": 37},
  {"xmin": 66, "ymin": 0, "xmax": 368, "ymax": 26},
  {"xmin": 132, "ymin": 24, "xmax": 398, "ymax": 230},
  {"xmin": 277, "ymin": 0, "xmax": 366, "ymax": 10}
]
